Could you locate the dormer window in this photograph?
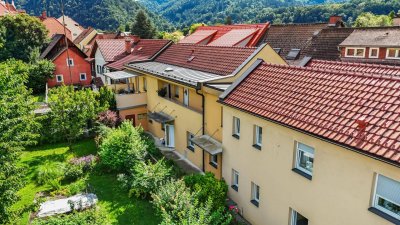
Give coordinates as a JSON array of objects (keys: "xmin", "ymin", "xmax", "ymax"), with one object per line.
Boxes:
[
  {"xmin": 286, "ymin": 49, "xmax": 301, "ymax": 60},
  {"xmin": 345, "ymin": 47, "xmax": 365, "ymax": 58},
  {"xmin": 369, "ymin": 48, "xmax": 379, "ymax": 58},
  {"xmin": 386, "ymin": 48, "xmax": 400, "ymax": 59},
  {"xmin": 273, "ymin": 48, "xmax": 282, "ymax": 54}
]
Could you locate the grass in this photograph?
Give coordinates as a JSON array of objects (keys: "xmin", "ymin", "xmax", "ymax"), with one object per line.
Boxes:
[{"xmin": 13, "ymin": 139, "xmax": 160, "ymax": 225}]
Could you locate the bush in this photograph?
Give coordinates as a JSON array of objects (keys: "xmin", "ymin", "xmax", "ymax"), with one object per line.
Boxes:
[
  {"xmin": 97, "ymin": 87, "xmax": 116, "ymax": 110},
  {"xmin": 98, "ymin": 121, "xmax": 147, "ymax": 172},
  {"xmin": 120, "ymin": 159, "xmax": 171, "ymax": 198},
  {"xmin": 97, "ymin": 110, "xmax": 119, "ymax": 128},
  {"xmin": 63, "ymin": 164, "xmax": 84, "ymax": 182},
  {"xmin": 36, "ymin": 162, "xmax": 66, "ymax": 187},
  {"xmin": 32, "ymin": 207, "xmax": 107, "ymax": 225},
  {"xmin": 69, "ymin": 155, "xmax": 98, "ymax": 172},
  {"xmin": 184, "ymin": 172, "xmax": 228, "ymax": 211}
]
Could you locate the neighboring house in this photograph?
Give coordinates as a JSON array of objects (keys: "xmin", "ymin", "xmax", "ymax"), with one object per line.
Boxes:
[
  {"xmin": 38, "ymin": 11, "xmax": 72, "ymax": 40},
  {"xmin": 339, "ymin": 27, "xmax": 400, "ymax": 66},
  {"xmin": 219, "ymin": 60, "xmax": 400, "ymax": 225},
  {"xmin": 0, "ymin": 0, "xmax": 24, "ymax": 16},
  {"xmin": 262, "ymin": 15, "xmax": 344, "ymax": 65},
  {"xmin": 40, "ymin": 34, "xmax": 92, "ymax": 88},
  {"xmin": 73, "ymin": 27, "xmax": 97, "ymax": 54},
  {"xmin": 180, "ymin": 23, "xmax": 270, "ymax": 47},
  {"xmin": 57, "ymin": 15, "xmax": 84, "ymax": 41},
  {"xmin": 124, "ymin": 43, "xmax": 286, "ymax": 179}
]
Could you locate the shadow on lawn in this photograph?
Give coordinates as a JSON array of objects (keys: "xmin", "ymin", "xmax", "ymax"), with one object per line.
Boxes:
[{"xmin": 87, "ymin": 173, "xmax": 161, "ymax": 225}]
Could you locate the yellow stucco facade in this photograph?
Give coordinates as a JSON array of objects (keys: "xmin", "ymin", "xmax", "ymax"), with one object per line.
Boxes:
[{"xmin": 221, "ymin": 106, "xmax": 400, "ymax": 225}]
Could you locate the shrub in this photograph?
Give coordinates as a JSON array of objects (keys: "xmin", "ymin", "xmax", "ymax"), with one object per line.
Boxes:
[
  {"xmin": 69, "ymin": 155, "xmax": 98, "ymax": 171},
  {"xmin": 96, "ymin": 110, "xmax": 119, "ymax": 128},
  {"xmin": 97, "ymin": 87, "xmax": 116, "ymax": 110},
  {"xmin": 31, "ymin": 207, "xmax": 107, "ymax": 225},
  {"xmin": 63, "ymin": 164, "xmax": 84, "ymax": 182},
  {"xmin": 98, "ymin": 121, "xmax": 147, "ymax": 172},
  {"xmin": 65, "ymin": 178, "xmax": 88, "ymax": 196},
  {"xmin": 184, "ymin": 172, "xmax": 228, "ymax": 211},
  {"xmin": 36, "ymin": 162, "xmax": 66, "ymax": 187},
  {"xmin": 122, "ymin": 159, "xmax": 171, "ymax": 198}
]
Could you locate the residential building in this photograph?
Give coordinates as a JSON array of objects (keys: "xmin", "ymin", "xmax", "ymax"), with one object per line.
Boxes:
[
  {"xmin": 57, "ymin": 15, "xmax": 84, "ymax": 41},
  {"xmin": 179, "ymin": 23, "xmax": 269, "ymax": 47},
  {"xmin": 124, "ymin": 43, "xmax": 286, "ymax": 178},
  {"xmin": 0, "ymin": 0, "xmax": 23, "ymax": 16},
  {"xmin": 40, "ymin": 34, "xmax": 92, "ymax": 88},
  {"xmin": 38, "ymin": 11, "xmax": 72, "ymax": 40},
  {"xmin": 339, "ymin": 27, "xmax": 400, "ymax": 66},
  {"xmin": 219, "ymin": 60, "xmax": 400, "ymax": 225},
  {"xmin": 73, "ymin": 27, "xmax": 97, "ymax": 54}
]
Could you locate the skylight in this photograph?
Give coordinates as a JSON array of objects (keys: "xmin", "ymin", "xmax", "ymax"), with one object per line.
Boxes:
[
  {"xmin": 286, "ymin": 48, "xmax": 301, "ymax": 60},
  {"xmin": 273, "ymin": 48, "xmax": 282, "ymax": 54}
]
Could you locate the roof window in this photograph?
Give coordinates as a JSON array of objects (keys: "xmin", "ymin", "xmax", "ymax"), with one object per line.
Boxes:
[
  {"xmin": 187, "ymin": 55, "xmax": 196, "ymax": 62},
  {"xmin": 164, "ymin": 67, "xmax": 174, "ymax": 72},
  {"xmin": 286, "ymin": 49, "xmax": 301, "ymax": 60}
]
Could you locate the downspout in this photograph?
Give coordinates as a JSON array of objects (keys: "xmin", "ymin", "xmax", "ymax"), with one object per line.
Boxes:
[{"xmin": 195, "ymin": 82, "xmax": 205, "ymax": 172}]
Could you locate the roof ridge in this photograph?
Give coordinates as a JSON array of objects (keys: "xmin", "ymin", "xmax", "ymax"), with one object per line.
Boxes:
[
  {"xmin": 177, "ymin": 43, "xmax": 257, "ymax": 50},
  {"xmin": 271, "ymin": 22, "xmax": 328, "ymax": 27},
  {"xmin": 312, "ymin": 59, "xmax": 400, "ymax": 70}
]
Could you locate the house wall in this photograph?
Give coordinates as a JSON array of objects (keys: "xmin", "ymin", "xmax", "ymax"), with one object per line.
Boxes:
[
  {"xmin": 77, "ymin": 30, "xmax": 97, "ymax": 50},
  {"xmin": 119, "ymin": 106, "xmax": 148, "ymax": 131},
  {"xmin": 94, "ymin": 49, "xmax": 107, "ymax": 83},
  {"xmin": 222, "ymin": 106, "xmax": 400, "ymax": 225},
  {"xmin": 48, "ymin": 48, "xmax": 92, "ymax": 87}
]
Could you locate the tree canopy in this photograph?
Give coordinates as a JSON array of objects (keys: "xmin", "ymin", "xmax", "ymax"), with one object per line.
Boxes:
[
  {"xmin": 353, "ymin": 12, "xmax": 393, "ymax": 27},
  {"xmin": 131, "ymin": 10, "xmax": 157, "ymax": 39}
]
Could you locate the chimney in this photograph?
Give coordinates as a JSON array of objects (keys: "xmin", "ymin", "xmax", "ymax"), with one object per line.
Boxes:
[
  {"xmin": 97, "ymin": 33, "xmax": 103, "ymax": 39},
  {"xmin": 355, "ymin": 116, "xmax": 368, "ymax": 132},
  {"xmin": 393, "ymin": 14, "xmax": 400, "ymax": 26},
  {"xmin": 41, "ymin": 10, "xmax": 47, "ymax": 19},
  {"xmin": 125, "ymin": 38, "xmax": 132, "ymax": 54},
  {"xmin": 132, "ymin": 35, "xmax": 140, "ymax": 44},
  {"xmin": 328, "ymin": 15, "xmax": 343, "ymax": 27}
]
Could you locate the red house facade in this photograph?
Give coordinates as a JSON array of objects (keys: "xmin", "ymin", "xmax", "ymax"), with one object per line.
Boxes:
[{"xmin": 40, "ymin": 34, "xmax": 92, "ymax": 88}]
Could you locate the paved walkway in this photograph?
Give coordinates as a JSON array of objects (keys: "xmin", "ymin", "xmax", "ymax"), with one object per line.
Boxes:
[{"xmin": 146, "ymin": 132, "xmax": 202, "ymax": 175}]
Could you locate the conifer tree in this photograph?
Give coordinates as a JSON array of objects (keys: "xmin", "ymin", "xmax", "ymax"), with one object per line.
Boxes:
[{"xmin": 131, "ymin": 10, "xmax": 157, "ymax": 39}]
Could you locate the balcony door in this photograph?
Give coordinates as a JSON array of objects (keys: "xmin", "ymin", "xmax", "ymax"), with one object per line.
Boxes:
[
  {"xmin": 183, "ymin": 88, "xmax": 189, "ymax": 107},
  {"xmin": 164, "ymin": 124, "xmax": 175, "ymax": 148}
]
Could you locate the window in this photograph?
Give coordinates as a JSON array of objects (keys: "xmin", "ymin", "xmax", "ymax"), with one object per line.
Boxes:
[
  {"xmin": 251, "ymin": 182, "xmax": 260, "ymax": 207},
  {"xmin": 183, "ymin": 88, "xmax": 189, "ymax": 107},
  {"xmin": 291, "ymin": 209, "xmax": 308, "ymax": 225},
  {"xmin": 66, "ymin": 58, "xmax": 74, "ymax": 66},
  {"xmin": 138, "ymin": 113, "xmax": 147, "ymax": 120},
  {"xmin": 80, "ymin": 73, "xmax": 87, "ymax": 81},
  {"xmin": 371, "ymin": 174, "xmax": 400, "ymax": 221},
  {"xmin": 345, "ymin": 47, "xmax": 365, "ymax": 58},
  {"xmin": 253, "ymin": 125, "xmax": 262, "ymax": 150},
  {"xmin": 187, "ymin": 132, "xmax": 195, "ymax": 151},
  {"xmin": 286, "ymin": 49, "xmax": 301, "ymax": 60},
  {"xmin": 209, "ymin": 154, "xmax": 218, "ymax": 168},
  {"xmin": 232, "ymin": 117, "xmax": 240, "ymax": 139},
  {"xmin": 386, "ymin": 48, "xmax": 400, "ymax": 59},
  {"xmin": 294, "ymin": 142, "xmax": 314, "ymax": 179},
  {"xmin": 56, "ymin": 75, "xmax": 63, "ymax": 83},
  {"xmin": 231, "ymin": 169, "xmax": 239, "ymax": 191},
  {"xmin": 369, "ymin": 48, "xmax": 379, "ymax": 58},
  {"xmin": 175, "ymin": 86, "xmax": 180, "ymax": 98},
  {"xmin": 273, "ymin": 48, "xmax": 282, "ymax": 54},
  {"xmin": 143, "ymin": 77, "xmax": 147, "ymax": 91}
]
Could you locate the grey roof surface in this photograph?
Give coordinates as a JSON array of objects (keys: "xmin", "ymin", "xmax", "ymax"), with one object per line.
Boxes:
[
  {"xmin": 205, "ymin": 83, "xmax": 231, "ymax": 91},
  {"xmin": 128, "ymin": 61, "xmax": 222, "ymax": 86},
  {"xmin": 340, "ymin": 27, "xmax": 400, "ymax": 47},
  {"xmin": 191, "ymin": 135, "xmax": 222, "ymax": 155},
  {"xmin": 40, "ymin": 34, "xmax": 64, "ymax": 59},
  {"xmin": 103, "ymin": 71, "xmax": 138, "ymax": 80}
]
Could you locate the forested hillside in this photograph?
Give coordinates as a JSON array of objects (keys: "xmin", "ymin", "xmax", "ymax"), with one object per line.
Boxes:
[{"xmin": 14, "ymin": 0, "xmax": 174, "ymax": 31}]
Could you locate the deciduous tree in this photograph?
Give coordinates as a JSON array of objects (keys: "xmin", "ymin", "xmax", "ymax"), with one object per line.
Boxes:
[{"xmin": 353, "ymin": 12, "xmax": 393, "ymax": 27}]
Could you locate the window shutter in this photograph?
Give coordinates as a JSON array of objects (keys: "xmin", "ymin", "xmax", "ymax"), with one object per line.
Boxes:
[{"xmin": 377, "ymin": 175, "xmax": 400, "ymax": 204}]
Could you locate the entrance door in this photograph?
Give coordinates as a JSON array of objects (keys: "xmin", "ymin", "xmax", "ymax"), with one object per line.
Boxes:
[
  {"xmin": 125, "ymin": 115, "xmax": 136, "ymax": 126},
  {"xmin": 164, "ymin": 124, "xmax": 175, "ymax": 147},
  {"xmin": 183, "ymin": 88, "xmax": 189, "ymax": 107}
]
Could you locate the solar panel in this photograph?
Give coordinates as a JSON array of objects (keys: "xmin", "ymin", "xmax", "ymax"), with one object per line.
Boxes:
[{"xmin": 286, "ymin": 48, "xmax": 301, "ymax": 60}]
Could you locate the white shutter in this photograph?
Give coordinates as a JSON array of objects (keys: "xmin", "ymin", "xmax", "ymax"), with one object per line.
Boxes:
[{"xmin": 377, "ymin": 174, "xmax": 400, "ymax": 205}]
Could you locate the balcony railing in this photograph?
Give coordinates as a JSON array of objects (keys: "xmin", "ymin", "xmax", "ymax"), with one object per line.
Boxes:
[{"xmin": 115, "ymin": 92, "xmax": 147, "ymax": 110}]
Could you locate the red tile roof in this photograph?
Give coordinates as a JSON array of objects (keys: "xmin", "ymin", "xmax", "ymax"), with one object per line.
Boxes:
[
  {"xmin": 106, "ymin": 39, "xmax": 171, "ymax": 70},
  {"xmin": 307, "ymin": 59, "xmax": 400, "ymax": 77},
  {"xmin": 155, "ymin": 44, "xmax": 257, "ymax": 76},
  {"xmin": 95, "ymin": 39, "xmax": 128, "ymax": 62},
  {"xmin": 221, "ymin": 61, "xmax": 400, "ymax": 166},
  {"xmin": 208, "ymin": 29, "xmax": 258, "ymax": 47},
  {"xmin": 39, "ymin": 16, "xmax": 72, "ymax": 40},
  {"xmin": 180, "ymin": 23, "xmax": 269, "ymax": 47},
  {"xmin": 0, "ymin": 2, "xmax": 22, "ymax": 16}
]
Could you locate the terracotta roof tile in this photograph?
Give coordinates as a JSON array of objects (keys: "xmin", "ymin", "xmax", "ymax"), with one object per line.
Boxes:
[
  {"xmin": 39, "ymin": 17, "xmax": 72, "ymax": 40},
  {"xmin": 155, "ymin": 44, "xmax": 257, "ymax": 76},
  {"xmin": 208, "ymin": 29, "xmax": 258, "ymax": 47},
  {"xmin": 222, "ymin": 62, "xmax": 400, "ymax": 165},
  {"xmin": 179, "ymin": 30, "xmax": 217, "ymax": 44},
  {"xmin": 106, "ymin": 39, "xmax": 170, "ymax": 70},
  {"xmin": 96, "ymin": 39, "xmax": 128, "ymax": 62}
]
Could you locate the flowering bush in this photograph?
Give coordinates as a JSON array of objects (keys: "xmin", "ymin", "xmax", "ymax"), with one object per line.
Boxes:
[
  {"xmin": 97, "ymin": 110, "xmax": 119, "ymax": 128},
  {"xmin": 69, "ymin": 155, "xmax": 98, "ymax": 171}
]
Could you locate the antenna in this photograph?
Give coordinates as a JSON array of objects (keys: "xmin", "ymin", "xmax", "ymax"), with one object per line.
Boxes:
[{"xmin": 61, "ymin": 0, "xmax": 73, "ymax": 85}]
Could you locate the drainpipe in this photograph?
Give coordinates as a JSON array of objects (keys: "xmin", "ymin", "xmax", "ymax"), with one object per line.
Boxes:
[{"xmin": 195, "ymin": 82, "xmax": 205, "ymax": 172}]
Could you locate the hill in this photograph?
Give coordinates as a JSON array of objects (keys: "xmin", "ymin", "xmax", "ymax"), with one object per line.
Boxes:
[{"xmin": 14, "ymin": 0, "xmax": 174, "ymax": 32}]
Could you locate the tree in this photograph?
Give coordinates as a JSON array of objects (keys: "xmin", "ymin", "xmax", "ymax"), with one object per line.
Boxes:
[
  {"xmin": 48, "ymin": 86, "xmax": 102, "ymax": 150},
  {"xmin": 225, "ymin": 16, "xmax": 233, "ymax": 25},
  {"xmin": 353, "ymin": 12, "xmax": 393, "ymax": 27},
  {"xmin": 27, "ymin": 60, "xmax": 55, "ymax": 94},
  {"xmin": 189, "ymin": 23, "xmax": 204, "ymax": 34},
  {"xmin": 0, "ymin": 14, "xmax": 48, "ymax": 62},
  {"xmin": 131, "ymin": 10, "xmax": 157, "ymax": 39},
  {"xmin": 0, "ymin": 59, "xmax": 40, "ymax": 224},
  {"xmin": 160, "ymin": 31, "xmax": 184, "ymax": 43}
]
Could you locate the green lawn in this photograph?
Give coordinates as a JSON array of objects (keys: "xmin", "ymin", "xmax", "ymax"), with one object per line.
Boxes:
[{"xmin": 13, "ymin": 139, "xmax": 160, "ymax": 225}]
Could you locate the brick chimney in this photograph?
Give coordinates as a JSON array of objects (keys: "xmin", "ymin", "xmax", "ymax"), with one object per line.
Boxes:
[
  {"xmin": 41, "ymin": 10, "xmax": 47, "ymax": 19},
  {"xmin": 393, "ymin": 14, "xmax": 400, "ymax": 26},
  {"xmin": 125, "ymin": 38, "xmax": 132, "ymax": 54},
  {"xmin": 328, "ymin": 15, "xmax": 343, "ymax": 27}
]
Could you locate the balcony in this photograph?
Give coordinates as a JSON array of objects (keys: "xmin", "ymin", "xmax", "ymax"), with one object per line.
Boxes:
[{"xmin": 115, "ymin": 92, "xmax": 147, "ymax": 110}]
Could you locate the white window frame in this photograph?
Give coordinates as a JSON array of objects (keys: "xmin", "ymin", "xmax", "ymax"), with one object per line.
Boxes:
[
  {"xmin": 66, "ymin": 58, "xmax": 74, "ymax": 66},
  {"xmin": 183, "ymin": 88, "xmax": 189, "ymax": 107},
  {"xmin": 372, "ymin": 174, "xmax": 400, "ymax": 220},
  {"xmin": 233, "ymin": 117, "xmax": 240, "ymax": 137},
  {"xmin": 345, "ymin": 47, "xmax": 366, "ymax": 58},
  {"xmin": 386, "ymin": 48, "xmax": 400, "ymax": 59},
  {"xmin": 210, "ymin": 154, "xmax": 218, "ymax": 166},
  {"xmin": 56, "ymin": 74, "xmax": 63, "ymax": 83},
  {"xmin": 290, "ymin": 209, "xmax": 308, "ymax": 225},
  {"xmin": 232, "ymin": 169, "xmax": 239, "ymax": 189},
  {"xmin": 369, "ymin": 48, "xmax": 379, "ymax": 59},
  {"xmin": 295, "ymin": 142, "xmax": 315, "ymax": 176},
  {"xmin": 254, "ymin": 125, "xmax": 262, "ymax": 147},
  {"xmin": 80, "ymin": 73, "xmax": 87, "ymax": 81},
  {"xmin": 251, "ymin": 182, "xmax": 260, "ymax": 203}
]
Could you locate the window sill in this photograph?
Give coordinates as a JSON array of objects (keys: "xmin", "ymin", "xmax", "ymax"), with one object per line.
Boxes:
[
  {"xmin": 368, "ymin": 207, "xmax": 400, "ymax": 225},
  {"xmin": 187, "ymin": 146, "xmax": 195, "ymax": 152},
  {"xmin": 250, "ymin": 200, "xmax": 259, "ymax": 208},
  {"xmin": 292, "ymin": 168, "xmax": 312, "ymax": 180},
  {"xmin": 252, "ymin": 144, "xmax": 261, "ymax": 150},
  {"xmin": 232, "ymin": 134, "xmax": 240, "ymax": 139},
  {"xmin": 231, "ymin": 185, "xmax": 238, "ymax": 192},
  {"xmin": 209, "ymin": 162, "xmax": 218, "ymax": 169}
]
